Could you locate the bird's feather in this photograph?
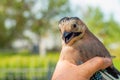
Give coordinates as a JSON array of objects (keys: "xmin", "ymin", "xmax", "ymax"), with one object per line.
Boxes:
[
  {"xmin": 59, "ymin": 17, "xmax": 120, "ymax": 80},
  {"xmin": 74, "ymin": 29, "xmax": 120, "ymax": 80}
]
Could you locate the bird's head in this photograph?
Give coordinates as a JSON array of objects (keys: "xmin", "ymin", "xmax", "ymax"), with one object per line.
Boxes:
[{"xmin": 59, "ymin": 17, "xmax": 87, "ymax": 45}]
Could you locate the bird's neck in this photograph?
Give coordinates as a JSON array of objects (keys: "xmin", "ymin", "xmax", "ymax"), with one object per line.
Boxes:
[
  {"xmin": 85, "ymin": 29, "xmax": 98, "ymax": 40},
  {"xmin": 59, "ymin": 45, "xmax": 82, "ymax": 65}
]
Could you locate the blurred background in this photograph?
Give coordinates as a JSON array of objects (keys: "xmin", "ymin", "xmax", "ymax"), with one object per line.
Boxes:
[{"xmin": 0, "ymin": 0, "xmax": 120, "ymax": 80}]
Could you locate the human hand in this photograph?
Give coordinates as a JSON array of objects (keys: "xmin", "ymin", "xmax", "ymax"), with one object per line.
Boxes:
[{"xmin": 52, "ymin": 57, "xmax": 112, "ymax": 80}]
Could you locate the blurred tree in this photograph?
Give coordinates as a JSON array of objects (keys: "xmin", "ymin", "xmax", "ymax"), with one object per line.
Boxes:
[
  {"xmin": 104, "ymin": 16, "xmax": 120, "ymax": 45},
  {"xmin": 83, "ymin": 7, "xmax": 120, "ymax": 47},
  {"xmin": 31, "ymin": 0, "xmax": 70, "ymax": 34},
  {"xmin": 0, "ymin": 0, "xmax": 70, "ymax": 54},
  {"xmin": 0, "ymin": 0, "xmax": 28, "ymax": 48},
  {"xmin": 1, "ymin": 0, "xmax": 119, "ymax": 53},
  {"xmin": 28, "ymin": 0, "xmax": 70, "ymax": 55}
]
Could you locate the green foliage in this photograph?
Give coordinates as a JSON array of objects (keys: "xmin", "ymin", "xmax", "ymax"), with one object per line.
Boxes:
[
  {"xmin": 83, "ymin": 7, "xmax": 120, "ymax": 46},
  {"xmin": 0, "ymin": 0, "xmax": 70, "ymax": 48},
  {"xmin": 31, "ymin": 0, "xmax": 70, "ymax": 35},
  {"xmin": 0, "ymin": 0, "xmax": 120, "ymax": 49},
  {"xmin": 0, "ymin": 0, "xmax": 28, "ymax": 48}
]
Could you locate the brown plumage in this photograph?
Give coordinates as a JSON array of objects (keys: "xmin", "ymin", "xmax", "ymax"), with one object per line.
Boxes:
[{"xmin": 58, "ymin": 17, "xmax": 120, "ymax": 80}]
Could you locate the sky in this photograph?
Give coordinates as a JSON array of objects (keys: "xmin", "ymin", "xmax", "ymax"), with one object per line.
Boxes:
[
  {"xmin": 70, "ymin": 0, "xmax": 120, "ymax": 22},
  {"xmin": 32, "ymin": 0, "xmax": 120, "ymax": 22}
]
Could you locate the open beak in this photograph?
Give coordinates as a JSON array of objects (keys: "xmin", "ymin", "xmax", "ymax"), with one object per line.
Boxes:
[{"xmin": 62, "ymin": 31, "xmax": 82, "ymax": 44}]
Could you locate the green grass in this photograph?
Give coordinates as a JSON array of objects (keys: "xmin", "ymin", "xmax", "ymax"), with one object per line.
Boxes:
[
  {"xmin": 113, "ymin": 59, "xmax": 120, "ymax": 70},
  {"xmin": 0, "ymin": 52, "xmax": 60, "ymax": 80},
  {"xmin": 0, "ymin": 50, "xmax": 119, "ymax": 80},
  {"xmin": 110, "ymin": 48, "xmax": 120, "ymax": 70},
  {"xmin": 0, "ymin": 50, "xmax": 119, "ymax": 70},
  {"xmin": 0, "ymin": 52, "xmax": 59, "ymax": 69}
]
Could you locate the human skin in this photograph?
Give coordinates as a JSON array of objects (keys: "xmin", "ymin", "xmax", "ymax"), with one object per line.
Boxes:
[{"xmin": 52, "ymin": 56, "xmax": 112, "ymax": 80}]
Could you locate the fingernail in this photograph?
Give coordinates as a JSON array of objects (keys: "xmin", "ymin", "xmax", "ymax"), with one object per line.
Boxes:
[{"xmin": 104, "ymin": 58, "xmax": 112, "ymax": 65}]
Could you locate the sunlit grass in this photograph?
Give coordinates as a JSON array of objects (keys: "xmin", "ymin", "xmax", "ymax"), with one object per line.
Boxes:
[
  {"xmin": 0, "ymin": 50, "xmax": 119, "ymax": 70},
  {"xmin": 109, "ymin": 48, "xmax": 120, "ymax": 70},
  {"xmin": 113, "ymin": 59, "xmax": 120, "ymax": 70},
  {"xmin": 0, "ymin": 52, "xmax": 59, "ymax": 69},
  {"xmin": 0, "ymin": 52, "xmax": 60, "ymax": 80}
]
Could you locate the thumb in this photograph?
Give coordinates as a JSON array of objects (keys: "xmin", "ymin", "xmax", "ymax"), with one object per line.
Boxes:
[{"xmin": 78, "ymin": 57, "xmax": 112, "ymax": 78}]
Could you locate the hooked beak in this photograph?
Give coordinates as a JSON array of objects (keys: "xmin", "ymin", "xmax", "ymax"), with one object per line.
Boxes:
[{"xmin": 62, "ymin": 31, "xmax": 82, "ymax": 44}]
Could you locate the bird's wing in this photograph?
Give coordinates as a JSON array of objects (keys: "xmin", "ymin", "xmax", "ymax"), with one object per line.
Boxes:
[
  {"xmin": 74, "ymin": 30, "xmax": 111, "ymax": 62},
  {"xmin": 74, "ymin": 30, "xmax": 120, "ymax": 80},
  {"xmin": 100, "ymin": 71, "xmax": 120, "ymax": 80}
]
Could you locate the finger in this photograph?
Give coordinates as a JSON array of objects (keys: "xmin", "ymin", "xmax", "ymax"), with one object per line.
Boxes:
[{"xmin": 78, "ymin": 57, "xmax": 112, "ymax": 78}]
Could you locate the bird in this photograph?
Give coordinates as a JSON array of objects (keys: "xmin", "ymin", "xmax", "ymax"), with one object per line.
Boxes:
[{"xmin": 58, "ymin": 17, "xmax": 120, "ymax": 80}]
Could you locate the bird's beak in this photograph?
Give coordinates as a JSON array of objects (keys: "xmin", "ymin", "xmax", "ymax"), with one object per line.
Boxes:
[{"xmin": 62, "ymin": 31, "xmax": 82, "ymax": 44}]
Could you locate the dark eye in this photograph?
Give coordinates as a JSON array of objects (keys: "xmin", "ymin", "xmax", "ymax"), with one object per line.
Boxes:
[{"xmin": 73, "ymin": 24, "xmax": 77, "ymax": 28}]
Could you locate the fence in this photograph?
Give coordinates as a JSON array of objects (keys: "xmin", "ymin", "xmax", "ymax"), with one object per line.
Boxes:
[
  {"xmin": 0, "ymin": 50, "xmax": 59, "ymax": 80},
  {"xmin": 0, "ymin": 68, "xmax": 54, "ymax": 80}
]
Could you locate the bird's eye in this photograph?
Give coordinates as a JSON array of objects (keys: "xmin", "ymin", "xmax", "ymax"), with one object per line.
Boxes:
[{"xmin": 73, "ymin": 24, "xmax": 77, "ymax": 28}]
